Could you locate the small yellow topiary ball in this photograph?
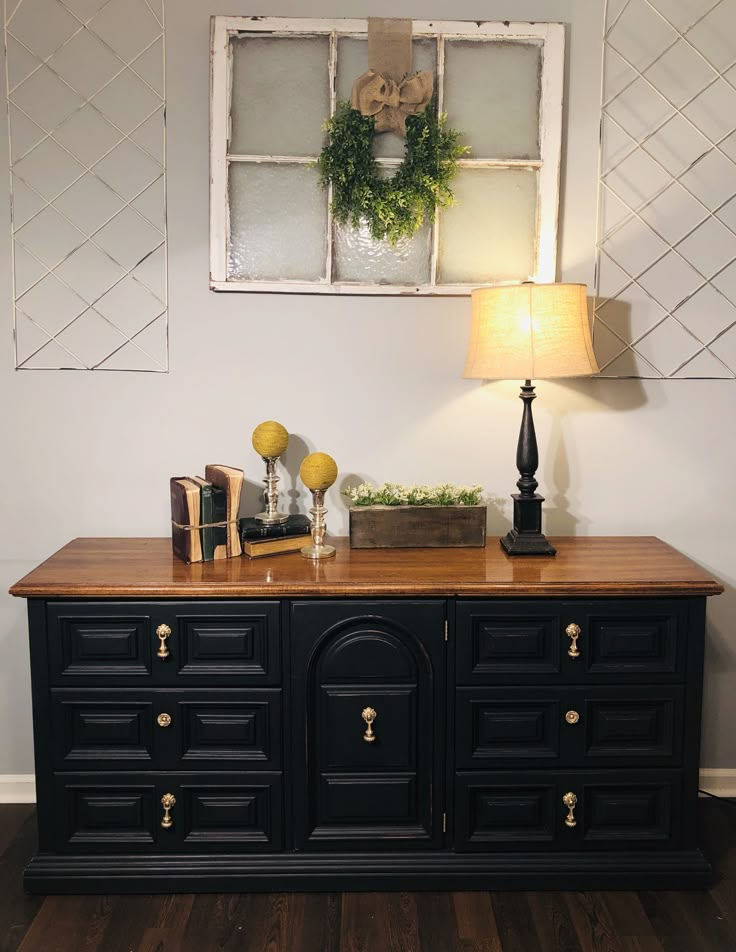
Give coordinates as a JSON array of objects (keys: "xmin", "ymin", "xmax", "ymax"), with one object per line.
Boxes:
[
  {"xmin": 300, "ymin": 452, "xmax": 338, "ymax": 491},
  {"xmin": 252, "ymin": 421, "xmax": 289, "ymax": 458}
]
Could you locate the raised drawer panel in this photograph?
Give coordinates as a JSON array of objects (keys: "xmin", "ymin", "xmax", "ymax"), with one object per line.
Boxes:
[
  {"xmin": 456, "ymin": 603, "xmax": 562, "ymax": 681},
  {"xmin": 456, "ymin": 686, "xmax": 683, "ymax": 768},
  {"xmin": 48, "ymin": 606, "xmax": 153, "ymax": 680},
  {"xmin": 311, "ymin": 773, "xmax": 431, "ymax": 843},
  {"xmin": 47, "ymin": 602, "xmax": 281, "ymax": 686},
  {"xmin": 457, "ymin": 600, "xmax": 687, "ymax": 684},
  {"xmin": 321, "ymin": 687, "xmax": 415, "ymax": 770},
  {"xmin": 50, "ymin": 690, "xmax": 282, "ymax": 770},
  {"xmin": 53, "ymin": 773, "xmax": 283, "ymax": 853},
  {"xmin": 455, "ymin": 770, "xmax": 682, "ymax": 852}
]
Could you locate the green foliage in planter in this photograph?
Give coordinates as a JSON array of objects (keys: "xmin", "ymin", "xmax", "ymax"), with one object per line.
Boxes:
[
  {"xmin": 315, "ymin": 100, "xmax": 468, "ymax": 244},
  {"xmin": 344, "ymin": 482, "xmax": 484, "ymax": 507}
]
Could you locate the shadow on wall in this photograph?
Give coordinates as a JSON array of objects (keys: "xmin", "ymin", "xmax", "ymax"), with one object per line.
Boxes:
[{"xmin": 540, "ymin": 296, "xmax": 653, "ymax": 533}]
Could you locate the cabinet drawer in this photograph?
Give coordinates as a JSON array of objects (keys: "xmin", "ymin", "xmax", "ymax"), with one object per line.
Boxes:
[
  {"xmin": 320, "ymin": 687, "xmax": 415, "ymax": 770},
  {"xmin": 47, "ymin": 602, "xmax": 281, "ymax": 685},
  {"xmin": 455, "ymin": 769, "xmax": 682, "ymax": 852},
  {"xmin": 456, "ymin": 686, "xmax": 683, "ymax": 768},
  {"xmin": 456, "ymin": 600, "xmax": 687, "ymax": 684},
  {"xmin": 53, "ymin": 772, "xmax": 283, "ymax": 853},
  {"xmin": 50, "ymin": 689, "xmax": 282, "ymax": 770}
]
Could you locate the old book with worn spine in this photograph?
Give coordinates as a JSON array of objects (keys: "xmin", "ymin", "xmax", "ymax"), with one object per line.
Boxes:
[
  {"xmin": 242, "ymin": 534, "xmax": 312, "ymax": 558},
  {"xmin": 204, "ymin": 464, "xmax": 244, "ymax": 558},
  {"xmin": 190, "ymin": 477, "xmax": 228, "ymax": 561},
  {"xmin": 169, "ymin": 477, "xmax": 203, "ymax": 563},
  {"xmin": 239, "ymin": 513, "xmax": 311, "ymax": 543}
]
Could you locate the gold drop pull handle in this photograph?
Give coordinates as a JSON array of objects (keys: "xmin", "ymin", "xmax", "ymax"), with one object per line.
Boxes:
[
  {"xmin": 566, "ymin": 623, "xmax": 581, "ymax": 658},
  {"xmin": 157, "ymin": 713, "xmax": 172, "ymax": 728},
  {"xmin": 161, "ymin": 793, "xmax": 176, "ymax": 829},
  {"xmin": 362, "ymin": 707, "xmax": 377, "ymax": 744},
  {"xmin": 156, "ymin": 624, "xmax": 172, "ymax": 659},
  {"xmin": 562, "ymin": 791, "xmax": 578, "ymax": 828}
]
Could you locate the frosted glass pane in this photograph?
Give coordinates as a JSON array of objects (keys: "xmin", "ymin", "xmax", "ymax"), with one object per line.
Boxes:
[
  {"xmin": 336, "ymin": 37, "xmax": 437, "ymax": 159},
  {"xmin": 333, "ymin": 221, "xmax": 431, "ymax": 284},
  {"xmin": 230, "ymin": 36, "xmax": 329, "ymax": 156},
  {"xmin": 444, "ymin": 40, "xmax": 541, "ymax": 159},
  {"xmin": 228, "ymin": 163, "xmax": 327, "ymax": 281},
  {"xmin": 438, "ymin": 169, "xmax": 537, "ymax": 284}
]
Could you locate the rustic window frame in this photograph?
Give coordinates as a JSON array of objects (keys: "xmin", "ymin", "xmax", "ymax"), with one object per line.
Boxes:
[{"xmin": 210, "ymin": 16, "xmax": 565, "ymax": 295}]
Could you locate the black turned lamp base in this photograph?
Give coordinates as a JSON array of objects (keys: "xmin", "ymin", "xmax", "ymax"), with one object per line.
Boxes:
[{"xmin": 500, "ymin": 494, "xmax": 556, "ymax": 556}]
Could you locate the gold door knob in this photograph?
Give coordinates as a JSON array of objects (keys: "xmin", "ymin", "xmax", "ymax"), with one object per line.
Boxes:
[
  {"xmin": 156, "ymin": 624, "xmax": 172, "ymax": 659},
  {"xmin": 161, "ymin": 792, "xmax": 176, "ymax": 829},
  {"xmin": 362, "ymin": 707, "xmax": 377, "ymax": 743},
  {"xmin": 562, "ymin": 791, "xmax": 578, "ymax": 828},
  {"xmin": 157, "ymin": 713, "xmax": 172, "ymax": 728},
  {"xmin": 566, "ymin": 623, "xmax": 581, "ymax": 658},
  {"xmin": 565, "ymin": 710, "xmax": 580, "ymax": 725}
]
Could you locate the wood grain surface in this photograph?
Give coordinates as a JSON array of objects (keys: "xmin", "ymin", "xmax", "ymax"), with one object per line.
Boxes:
[{"xmin": 9, "ymin": 536, "xmax": 723, "ymax": 598}]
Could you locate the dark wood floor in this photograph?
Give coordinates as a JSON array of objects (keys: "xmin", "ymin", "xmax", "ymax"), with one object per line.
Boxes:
[{"xmin": 1, "ymin": 801, "xmax": 735, "ymax": 952}]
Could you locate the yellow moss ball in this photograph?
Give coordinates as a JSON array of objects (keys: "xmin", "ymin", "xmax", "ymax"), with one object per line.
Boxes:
[
  {"xmin": 252, "ymin": 421, "xmax": 289, "ymax": 458},
  {"xmin": 300, "ymin": 452, "xmax": 338, "ymax": 491}
]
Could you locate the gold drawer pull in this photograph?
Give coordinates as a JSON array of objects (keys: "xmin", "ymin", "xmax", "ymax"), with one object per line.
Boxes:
[
  {"xmin": 565, "ymin": 710, "xmax": 580, "ymax": 725},
  {"xmin": 562, "ymin": 791, "xmax": 578, "ymax": 828},
  {"xmin": 566, "ymin": 623, "xmax": 581, "ymax": 658},
  {"xmin": 156, "ymin": 624, "xmax": 172, "ymax": 659},
  {"xmin": 362, "ymin": 707, "xmax": 377, "ymax": 744},
  {"xmin": 161, "ymin": 793, "xmax": 176, "ymax": 829},
  {"xmin": 157, "ymin": 713, "xmax": 172, "ymax": 728}
]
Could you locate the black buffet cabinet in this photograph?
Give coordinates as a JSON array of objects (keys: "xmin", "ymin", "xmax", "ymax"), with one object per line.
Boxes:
[{"xmin": 16, "ymin": 560, "xmax": 717, "ymax": 893}]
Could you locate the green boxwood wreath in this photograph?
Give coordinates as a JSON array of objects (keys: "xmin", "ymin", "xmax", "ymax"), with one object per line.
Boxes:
[{"xmin": 315, "ymin": 99, "xmax": 468, "ymax": 245}]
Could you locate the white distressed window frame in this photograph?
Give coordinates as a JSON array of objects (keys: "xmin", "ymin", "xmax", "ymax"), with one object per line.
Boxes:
[{"xmin": 210, "ymin": 17, "xmax": 564, "ymax": 295}]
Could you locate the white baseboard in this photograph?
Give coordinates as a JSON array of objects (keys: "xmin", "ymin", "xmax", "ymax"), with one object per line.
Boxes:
[
  {"xmin": 0, "ymin": 775, "xmax": 36, "ymax": 803},
  {"xmin": 0, "ymin": 770, "xmax": 733, "ymax": 806},
  {"xmin": 699, "ymin": 768, "xmax": 736, "ymax": 799}
]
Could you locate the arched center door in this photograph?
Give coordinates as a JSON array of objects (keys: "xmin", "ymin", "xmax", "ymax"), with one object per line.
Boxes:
[{"xmin": 291, "ymin": 601, "xmax": 446, "ymax": 851}]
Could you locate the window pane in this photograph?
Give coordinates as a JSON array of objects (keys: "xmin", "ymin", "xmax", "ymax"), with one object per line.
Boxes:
[
  {"xmin": 228, "ymin": 163, "xmax": 327, "ymax": 281},
  {"xmin": 333, "ymin": 220, "xmax": 431, "ymax": 285},
  {"xmin": 438, "ymin": 169, "xmax": 537, "ymax": 284},
  {"xmin": 336, "ymin": 37, "xmax": 437, "ymax": 159},
  {"xmin": 443, "ymin": 40, "xmax": 541, "ymax": 160},
  {"xmin": 230, "ymin": 35, "xmax": 329, "ymax": 156}
]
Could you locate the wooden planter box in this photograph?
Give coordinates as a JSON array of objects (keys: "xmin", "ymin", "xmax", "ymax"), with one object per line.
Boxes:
[{"xmin": 349, "ymin": 505, "xmax": 487, "ymax": 549}]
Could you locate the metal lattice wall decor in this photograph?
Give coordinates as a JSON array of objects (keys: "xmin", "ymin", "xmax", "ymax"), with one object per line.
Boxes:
[
  {"xmin": 594, "ymin": 0, "xmax": 736, "ymax": 378},
  {"xmin": 5, "ymin": 0, "xmax": 167, "ymax": 371}
]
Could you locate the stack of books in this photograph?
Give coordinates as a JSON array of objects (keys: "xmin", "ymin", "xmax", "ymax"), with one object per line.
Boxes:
[
  {"xmin": 170, "ymin": 465, "xmax": 244, "ymax": 563},
  {"xmin": 239, "ymin": 514, "xmax": 312, "ymax": 559}
]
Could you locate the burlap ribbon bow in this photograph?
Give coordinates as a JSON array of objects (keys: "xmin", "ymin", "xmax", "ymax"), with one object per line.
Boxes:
[{"xmin": 351, "ymin": 69, "xmax": 433, "ymax": 135}]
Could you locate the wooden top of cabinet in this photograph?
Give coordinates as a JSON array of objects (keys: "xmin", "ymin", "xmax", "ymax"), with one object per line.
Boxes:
[{"xmin": 9, "ymin": 536, "xmax": 723, "ymax": 599}]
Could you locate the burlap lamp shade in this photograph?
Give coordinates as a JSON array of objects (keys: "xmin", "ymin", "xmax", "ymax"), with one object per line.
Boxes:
[
  {"xmin": 463, "ymin": 283, "xmax": 599, "ymax": 557},
  {"xmin": 464, "ymin": 283, "xmax": 599, "ymax": 381}
]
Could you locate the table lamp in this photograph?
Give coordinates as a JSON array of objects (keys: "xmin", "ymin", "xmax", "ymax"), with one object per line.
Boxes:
[{"xmin": 463, "ymin": 283, "xmax": 599, "ymax": 556}]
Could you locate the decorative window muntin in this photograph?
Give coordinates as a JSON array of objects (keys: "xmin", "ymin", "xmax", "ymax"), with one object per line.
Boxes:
[{"xmin": 210, "ymin": 17, "xmax": 564, "ymax": 295}]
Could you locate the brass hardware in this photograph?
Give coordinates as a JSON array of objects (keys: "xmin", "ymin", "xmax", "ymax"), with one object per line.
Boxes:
[
  {"xmin": 562, "ymin": 791, "xmax": 578, "ymax": 828},
  {"xmin": 157, "ymin": 713, "xmax": 172, "ymax": 728},
  {"xmin": 156, "ymin": 624, "xmax": 172, "ymax": 659},
  {"xmin": 566, "ymin": 622, "xmax": 581, "ymax": 658},
  {"xmin": 444, "ymin": 620, "xmax": 448, "ymax": 642},
  {"xmin": 362, "ymin": 706, "xmax": 377, "ymax": 743},
  {"xmin": 565, "ymin": 710, "xmax": 580, "ymax": 725},
  {"xmin": 443, "ymin": 813, "xmax": 447, "ymax": 834},
  {"xmin": 160, "ymin": 792, "xmax": 176, "ymax": 829}
]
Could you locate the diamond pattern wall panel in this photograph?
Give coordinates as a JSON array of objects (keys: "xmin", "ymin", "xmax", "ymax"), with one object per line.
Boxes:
[
  {"xmin": 595, "ymin": 0, "xmax": 736, "ymax": 377},
  {"xmin": 5, "ymin": 0, "xmax": 167, "ymax": 371}
]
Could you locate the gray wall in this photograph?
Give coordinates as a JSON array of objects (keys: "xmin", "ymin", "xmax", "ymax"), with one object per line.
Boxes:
[{"xmin": 0, "ymin": 0, "xmax": 734, "ymax": 780}]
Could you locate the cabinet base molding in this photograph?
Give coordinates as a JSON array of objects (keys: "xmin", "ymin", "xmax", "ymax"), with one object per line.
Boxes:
[{"xmin": 24, "ymin": 849, "xmax": 713, "ymax": 894}]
